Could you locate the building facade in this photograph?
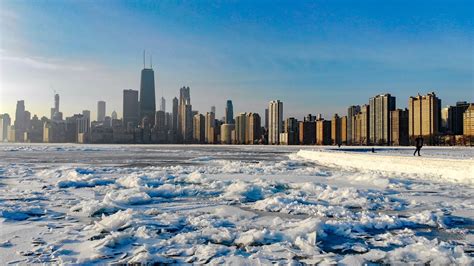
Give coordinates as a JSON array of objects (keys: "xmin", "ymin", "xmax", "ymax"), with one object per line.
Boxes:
[
  {"xmin": 369, "ymin": 94, "xmax": 396, "ymax": 145},
  {"xmin": 268, "ymin": 100, "xmax": 283, "ymax": 145},
  {"xmin": 408, "ymin": 92, "xmax": 441, "ymax": 144}
]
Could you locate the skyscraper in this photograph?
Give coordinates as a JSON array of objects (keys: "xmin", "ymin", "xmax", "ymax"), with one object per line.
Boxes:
[
  {"xmin": 235, "ymin": 113, "xmax": 247, "ymax": 144},
  {"xmin": 97, "ymin": 101, "xmax": 106, "ymax": 122},
  {"xmin": 178, "ymin": 86, "xmax": 192, "ymax": 142},
  {"xmin": 160, "ymin": 97, "xmax": 166, "ymax": 112},
  {"xmin": 123, "ymin": 89, "xmax": 139, "ymax": 129},
  {"xmin": 111, "ymin": 111, "xmax": 117, "ymax": 120},
  {"xmin": 225, "ymin": 100, "xmax": 234, "ymax": 124},
  {"xmin": 390, "ymin": 109, "xmax": 409, "ymax": 146},
  {"xmin": 268, "ymin": 100, "xmax": 283, "ymax": 144},
  {"xmin": 211, "ymin": 106, "xmax": 216, "ymax": 115},
  {"xmin": 172, "ymin": 97, "xmax": 179, "ymax": 132},
  {"xmin": 347, "ymin": 105, "xmax": 360, "ymax": 144},
  {"xmin": 50, "ymin": 93, "xmax": 63, "ymax": 121},
  {"xmin": 247, "ymin": 113, "xmax": 261, "ymax": 144},
  {"xmin": 193, "ymin": 113, "xmax": 205, "ymax": 143},
  {"xmin": 0, "ymin": 114, "xmax": 11, "ymax": 142},
  {"xmin": 139, "ymin": 56, "xmax": 156, "ymax": 127},
  {"xmin": 353, "ymin": 104, "xmax": 370, "ymax": 145},
  {"xmin": 331, "ymin": 114, "xmax": 342, "ymax": 145},
  {"xmin": 463, "ymin": 104, "xmax": 474, "ymax": 137},
  {"xmin": 205, "ymin": 111, "xmax": 215, "ymax": 144},
  {"xmin": 408, "ymin": 92, "xmax": 441, "ymax": 144},
  {"xmin": 369, "ymin": 93, "xmax": 396, "ymax": 145}
]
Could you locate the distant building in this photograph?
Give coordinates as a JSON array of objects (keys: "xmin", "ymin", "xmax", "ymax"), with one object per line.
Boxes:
[
  {"xmin": 160, "ymin": 97, "xmax": 166, "ymax": 112},
  {"xmin": 0, "ymin": 114, "xmax": 11, "ymax": 142},
  {"xmin": 446, "ymin": 102, "xmax": 470, "ymax": 135},
  {"xmin": 139, "ymin": 61, "xmax": 156, "ymax": 127},
  {"xmin": 246, "ymin": 112, "xmax": 261, "ymax": 144},
  {"xmin": 341, "ymin": 116, "xmax": 347, "ymax": 144},
  {"xmin": 408, "ymin": 92, "xmax": 441, "ymax": 144},
  {"xmin": 193, "ymin": 113, "xmax": 205, "ymax": 143},
  {"xmin": 283, "ymin": 117, "xmax": 298, "ymax": 145},
  {"xmin": 225, "ymin": 100, "xmax": 235, "ymax": 124},
  {"xmin": 463, "ymin": 104, "xmax": 473, "ymax": 136},
  {"xmin": 111, "ymin": 111, "xmax": 117, "ymax": 120},
  {"xmin": 352, "ymin": 105, "xmax": 370, "ymax": 145},
  {"xmin": 316, "ymin": 119, "xmax": 331, "ymax": 145},
  {"xmin": 50, "ymin": 94, "xmax": 63, "ymax": 121},
  {"xmin": 331, "ymin": 114, "xmax": 342, "ymax": 145},
  {"xmin": 369, "ymin": 93, "xmax": 396, "ymax": 145},
  {"xmin": 390, "ymin": 109, "xmax": 409, "ymax": 146},
  {"xmin": 205, "ymin": 111, "xmax": 215, "ymax": 144},
  {"xmin": 264, "ymin": 108, "xmax": 269, "ymax": 130},
  {"xmin": 172, "ymin": 97, "xmax": 178, "ymax": 132},
  {"xmin": 178, "ymin": 86, "xmax": 193, "ymax": 143},
  {"xmin": 122, "ymin": 90, "xmax": 140, "ymax": 129},
  {"xmin": 299, "ymin": 121, "xmax": 316, "ymax": 145},
  {"xmin": 14, "ymin": 100, "xmax": 29, "ymax": 142},
  {"xmin": 347, "ymin": 105, "xmax": 360, "ymax": 145},
  {"xmin": 268, "ymin": 100, "xmax": 283, "ymax": 145},
  {"xmin": 220, "ymin": 124, "xmax": 234, "ymax": 144},
  {"xmin": 155, "ymin": 110, "xmax": 166, "ymax": 132},
  {"xmin": 235, "ymin": 113, "xmax": 247, "ymax": 144},
  {"xmin": 97, "ymin": 101, "xmax": 106, "ymax": 122}
]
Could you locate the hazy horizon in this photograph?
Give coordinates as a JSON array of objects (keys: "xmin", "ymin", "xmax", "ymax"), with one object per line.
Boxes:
[{"xmin": 1, "ymin": 1, "xmax": 473, "ymax": 121}]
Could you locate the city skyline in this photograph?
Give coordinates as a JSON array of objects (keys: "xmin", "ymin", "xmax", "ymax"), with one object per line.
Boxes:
[{"xmin": 1, "ymin": 1, "xmax": 473, "ymax": 120}]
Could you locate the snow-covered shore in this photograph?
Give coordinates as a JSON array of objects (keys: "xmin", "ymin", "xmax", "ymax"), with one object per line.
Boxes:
[{"xmin": 297, "ymin": 149, "xmax": 473, "ymax": 185}]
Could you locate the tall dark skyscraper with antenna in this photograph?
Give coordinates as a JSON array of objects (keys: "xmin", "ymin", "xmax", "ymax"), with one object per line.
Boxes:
[{"xmin": 139, "ymin": 51, "xmax": 156, "ymax": 127}]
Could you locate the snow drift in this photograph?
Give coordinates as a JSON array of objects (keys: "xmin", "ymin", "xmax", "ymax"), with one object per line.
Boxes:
[{"xmin": 297, "ymin": 150, "xmax": 473, "ymax": 185}]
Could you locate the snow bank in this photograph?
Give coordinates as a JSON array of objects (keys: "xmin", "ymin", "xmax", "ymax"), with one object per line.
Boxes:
[{"xmin": 297, "ymin": 150, "xmax": 473, "ymax": 185}]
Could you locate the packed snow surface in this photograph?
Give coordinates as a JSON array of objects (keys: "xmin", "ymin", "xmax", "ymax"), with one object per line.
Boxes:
[{"xmin": 0, "ymin": 144, "xmax": 473, "ymax": 264}]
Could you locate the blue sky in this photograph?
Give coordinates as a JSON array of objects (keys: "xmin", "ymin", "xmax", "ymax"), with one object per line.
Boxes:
[{"xmin": 0, "ymin": 0, "xmax": 472, "ymax": 120}]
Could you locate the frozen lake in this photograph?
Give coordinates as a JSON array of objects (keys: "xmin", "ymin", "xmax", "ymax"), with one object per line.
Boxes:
[{"xmin": 0, "ymin": 144, "xmax": 473, "ymax": 264}]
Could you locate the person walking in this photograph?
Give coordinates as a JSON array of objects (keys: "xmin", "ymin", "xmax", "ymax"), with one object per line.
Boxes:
[{"xmin": 414, "ymin": 136, "xmax": 423, "ymax": 156}]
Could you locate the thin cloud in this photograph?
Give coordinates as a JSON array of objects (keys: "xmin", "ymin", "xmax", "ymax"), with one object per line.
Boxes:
[{"xmin": 0, "ymin": 52, "xmax": 89, "ymax": 71}]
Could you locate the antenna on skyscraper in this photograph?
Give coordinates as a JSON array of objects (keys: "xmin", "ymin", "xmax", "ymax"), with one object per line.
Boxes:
[
  {"xmin": 143, "ymin": 50, "xmax": 146, "ymax": 68},
  {"xmin": 150, "ymin": 54, "xmax": 153, "ymax": 69}
]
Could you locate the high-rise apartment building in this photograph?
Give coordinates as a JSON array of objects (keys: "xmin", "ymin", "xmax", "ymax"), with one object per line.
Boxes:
[
  {"xmin": 246, "ymin": 113, "xmax": 261, "ymax": 144},
  {"xmin": 390, "ymin": 109, "xmax": 409, "ymax": 146},
  {"xmin": 347, "ymin": 105, "xmax": 360, "ymax": 144},
  {"xmin": 299, "ymin": 121, "xmax": 316, "ymax": 145},
  {"xmin": 172, "ymin": 97, "xmax": 178, "ymax": 132},
  {"xmin": 235, "ymin": 113, "xmax": 247, "ymax": 144},
  {"xmin": 268, "ymin": 100, "xmax": 283, "ymax": 145},
  {"xmin": 341, "ymin": 116, "xmax": 347, "ymax": 144},
  {"xmin": 369, "ymin": 94, "xmax": 396, "ymax": 145},
  {"xmin": 193, "ymin": 113, "xmax": 205, "ymax": 144},
  {"xmin": 283, "ymin": 117, "xmax": 298, "ymax": 145},
  {"xmin": 316, "ymin": 119, "xmax": 331, "ymax": 145},
  {"xmin": 463, "ymin": 104, "xmax": 474, "ymax": 137},
  {"xmin": 352, "ymin": 104, "xmax": 370, "ymax": 145},
  {"xmin": 225, "ymin": 100, "xmax": 234, "ymax": 124},
  {"xmin": 97, "ymin": 101, "xmax": 106, "ymax": 122},
  {"xmin": 445, "ymin": 102, "xmax": 470, "ymax": 135},
  {"xmin": 220, "ymin": 124, "xmax": 234, "ymax": 144},
  {"xmin": 331, "ymin": 114, "xmax": 342, "ymax": 145},
  {"xmin": 0, "ymin": 114, "xmax": 11, "ymax": 142},
  {"xmin": 205, "ymin": 111, "xmax": 215, "ymax": 144},
  {"xmin": 408, "ymin": 92, "xmax": 441, "ymax": 144}
]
